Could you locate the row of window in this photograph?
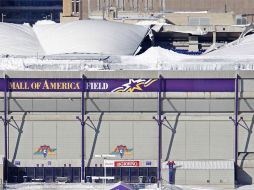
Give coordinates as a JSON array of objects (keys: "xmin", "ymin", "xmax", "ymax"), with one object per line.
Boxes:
[
  {"xmin": 188, "ymin": 17, "xmax": 248, "ymax": 26},
  {"xmin": 7, "ymin": 167, "xmax": 157, "ymax": 183},
  {"xmin": 0, "ymin": 11, "xmax": 60, "ymax": 24},
  {"xmin": 1, "ymin": 0, "xmax": 62, "ymax": 7},
  {"xmin": 95, "ymin": 0, "xmax": 158, "ymax": 11},
  {"xmin": 8, "ymin": 167, "xmax": 80, "ymax": 183}
]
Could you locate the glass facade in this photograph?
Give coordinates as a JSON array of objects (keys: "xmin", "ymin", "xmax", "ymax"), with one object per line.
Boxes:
[
  {"xmin": 85, "ymin": 167, "xmax": 157, "ymax": 183},
  {"xmin": 0, "ymin": 0, "xmax": 62, "ymax": 24},
  {"xmin": 8, "ymin": 167, "xmax": 157, "ymax": 184}
]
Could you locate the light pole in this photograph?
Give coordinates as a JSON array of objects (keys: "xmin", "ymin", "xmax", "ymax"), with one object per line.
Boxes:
[
  {"xmin": 1, "ymin": 13, "xmax": 6, "ymax": 22},
  {"xmin": 95, "ymin": 154, "xmax": 115, "ymax": 186}
]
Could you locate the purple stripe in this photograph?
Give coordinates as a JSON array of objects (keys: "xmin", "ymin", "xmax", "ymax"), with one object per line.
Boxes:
[
  {"xmin": 0, "ymin": 78, "xmax": 235, "ymax": 92},
  {"xmin": 165, "ymin": 79, "xmax": 235, "ymax": 92}
]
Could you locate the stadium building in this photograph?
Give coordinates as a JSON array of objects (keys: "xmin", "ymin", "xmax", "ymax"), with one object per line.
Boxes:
[
  {"xmin": 0, "ymin": 19, "xmax": 254, "ymax": 189},
  {"xmin": 0, "ymin": 70, "xmax": 254, "ymax": 189}
]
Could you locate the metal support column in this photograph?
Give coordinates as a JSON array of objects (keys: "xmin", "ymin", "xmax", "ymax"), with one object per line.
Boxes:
[
  {"xmin": 234, "ymin": 74, "xmax": 239, "ymax": 181},
  {"xmin": 157, "ymin": 75, "xmax": 162, "ymax": 187},
  {"xmin": 3, "ymin": 75, "xmax": 8, "ymax": 183},
  {"xmin": 81, "ymin": 75, "xmax": 85, "ymax": 182}
]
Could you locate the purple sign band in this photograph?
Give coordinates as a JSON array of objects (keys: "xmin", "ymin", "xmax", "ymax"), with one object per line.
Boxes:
[{"xmin": 0, "ymin": 78, "xmax": 235, "ymax": 92}]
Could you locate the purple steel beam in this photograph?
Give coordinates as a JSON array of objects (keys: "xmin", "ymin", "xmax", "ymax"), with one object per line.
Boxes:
[
  {"xmin": 234, "ymin": 75, "xmax": 239, "ymax": 181},
  {"xmin": 4, "ymin": 75, "xmax": 8, "ymax": 183},
  {"xmin": 81, "ymin": 75, "xmax": 85, "ymax": 182},
  {"xmin": 157, "ymin": 75, "xmax": 162, "ymax": 187}
]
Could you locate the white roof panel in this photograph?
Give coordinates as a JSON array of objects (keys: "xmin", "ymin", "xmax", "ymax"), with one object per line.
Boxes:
[
  {"xmin": 0, "ymin": 23, "xmax": 44, "ymax": 56},
  {"xmin": 33, "ymin": 20, "xmax": 149, "ymax": 56},
  {"xmin": 0, "ymin": 20, "xmax": 149, "ymax": 56}
]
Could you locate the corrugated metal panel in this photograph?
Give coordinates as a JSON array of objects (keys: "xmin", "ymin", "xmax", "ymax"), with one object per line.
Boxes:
[{"xmin": 162, "ymin": 160, "xmax": 234, "ymax": 170}]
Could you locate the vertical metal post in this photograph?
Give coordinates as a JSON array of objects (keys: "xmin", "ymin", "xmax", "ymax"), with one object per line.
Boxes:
[
  {"xmin": 81, "ymin": 75, "xmax": 85, "ymax": 182},
  {"xmin": 234, "ymin": 74, "xmax": 239, "ymax": 181},
  {"xmin": 104, "ymin": 157, "xmax": 106, "ymax": 186},
  {"xmin": 4, "ymin": 75, "xmax": 8, "ymax": 183},
  {"xmin": 157, "ymin": 75, "xmax": 162, "ymax": 187}
]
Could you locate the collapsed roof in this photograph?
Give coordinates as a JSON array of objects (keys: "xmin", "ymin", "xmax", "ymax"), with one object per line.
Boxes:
[{"xmin": 0, "ymin": 20, "xmax": 149, "ymax": 57}]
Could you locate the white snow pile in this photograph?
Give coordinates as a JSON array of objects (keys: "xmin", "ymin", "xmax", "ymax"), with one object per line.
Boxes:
[
  {"xmin": 0, "ymin": 20, "xmax": 149, "ymax": 56},
  {"xmin": 34, "ymin": 20, "xmax": 56, "ymax": 25},
  {"xmin": 206, "ymin": 33, "xmax": 254, "ymax": 56},
  {"xmin": 119, "ymin": 32, "xmax": 254, "ymax": 70}
]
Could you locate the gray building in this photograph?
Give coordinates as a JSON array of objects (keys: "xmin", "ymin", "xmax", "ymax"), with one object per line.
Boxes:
[
  {"xmin": 61, "ymin": 0, "xmax": 254, "ymax": 24},
  {"xmin": 0, "ymin": 70, "xmax": 254, "ymax": 188}
]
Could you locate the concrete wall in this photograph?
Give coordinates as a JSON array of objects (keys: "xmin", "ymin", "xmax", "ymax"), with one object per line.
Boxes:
[{"xmin": 164, "ymin": 12, "xmax": 235, "ymax": 25}]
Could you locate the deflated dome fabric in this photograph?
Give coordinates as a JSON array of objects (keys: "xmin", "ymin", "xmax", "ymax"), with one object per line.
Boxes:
[
  {"xmin": 33, "ymin": 20, "xmax": 149, "ymax": 56},
  {"xmin": 0, "ymin": 23, "xmax": 44, "ymax": 56},
  {"xmin": 0, "ymin": 20, "xmax": 149, "ymax": 56}
]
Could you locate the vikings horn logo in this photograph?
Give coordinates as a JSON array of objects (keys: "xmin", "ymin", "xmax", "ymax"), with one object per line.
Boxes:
[
  {"xmin": 111, "ymin": 145, "xmax": 133, "ymax": 158},
  {"xmin": 34, "ymin": 145, "xmax": 57, "ymax": 158},
  {"xmin": 111, "ymin": 79, "xmax": 157, "ymax": 92}
]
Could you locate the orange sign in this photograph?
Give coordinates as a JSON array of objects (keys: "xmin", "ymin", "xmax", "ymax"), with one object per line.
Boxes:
[{"xmin": 114, "ymin": 161, "xmax": 140, "ymax": 167}]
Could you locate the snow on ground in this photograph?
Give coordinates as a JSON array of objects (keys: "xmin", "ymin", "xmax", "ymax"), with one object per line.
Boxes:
[{"xmin": 5, "ymin": 183, "xmax": 254, "ymax": 190}]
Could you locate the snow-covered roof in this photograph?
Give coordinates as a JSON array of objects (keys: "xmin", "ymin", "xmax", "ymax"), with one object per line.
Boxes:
[
  {"xmin": 0, "ymin": 21, "xmax": 254, "ymax": 71},
  {"xmin": 0, "ymin": 23, "xmax": 44, "ymax": 56},
  {"xmin": 0, "ymin": 20, "xmax": 149, "ymax": 56}
]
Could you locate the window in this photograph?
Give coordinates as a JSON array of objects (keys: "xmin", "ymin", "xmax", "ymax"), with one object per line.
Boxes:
[
  {"xmin": 94, "ymin": 167, "xmax": 104, "ymax": 176},
  {"xmin": 106, "ymin": 168, "xmax": 112, "ymax": 176},
  {"xmin": 133, "ymin": 0, "xmax": 138, "ymax": 11},
  {"xmin": 148, "ymin": 0, "xmax": 153, "ymax": 11},
  {"xmin": 236, "ymin": 15, "xmax": 248, "ymax": 25},
  {"xmin": 55, "ymin": 167, "xmax": 63, "ymax": 177},
  {"xmin": 72, "ymin": 0, "xmax": 80, "ymax": 16},
  {"xmin": 121, "ymin": 168, "xmax": 130, "ymax": 183},
  {"xmin": 63, "ymin": 168, "xmax": 72, "ymax": 178},
  {"xmin": 139, "ymin": 167, "xmax": 148, "ymax": 176},
  {"xmin": 73, "ymin": 168, "xmax": 81, "ymax": 183},
  {"xmin": 112, "ymin": 167, "xmax": 121, "ymax": 182},
  {"xmin": 44, "ymin": 168, "xmax": 53, "ymax": 182},
  {"xmin": 35, "ymin": 168, "xmax": 44, "ymax": 179},
  {"xmin": 189, "ymin": 17, "xmax": 210, "ymax": 25},
  {"xmin": 8, "ymin": 167, "xmax": 18, "ymax": 183},
  {"xmin": 130, "ymin": 168, "xmax": 139, "ymax": 183},
  {"xmin": 118, "ymin": 0, "xmax": 124, "ymax": 10},
  {"xmin": 85, "ymin": 167, "xmax": 93, "ymax": 176},
  {"xmin": 148, "ymin": 167, "xmax": 157, "ymax": 177}
]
